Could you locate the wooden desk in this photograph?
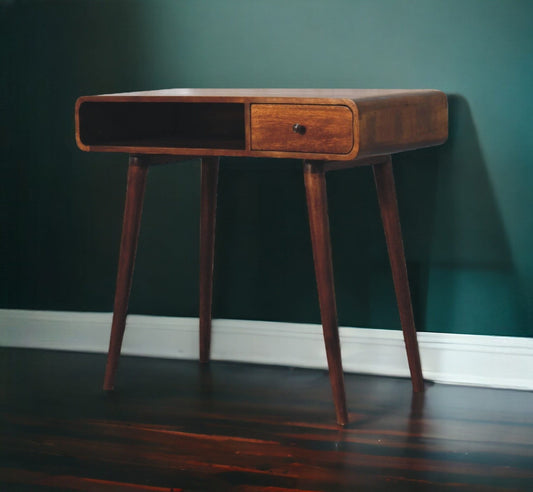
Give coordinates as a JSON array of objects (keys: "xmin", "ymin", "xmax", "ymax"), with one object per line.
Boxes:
[{"xmin": 75, "ymin": 89, "xmax": 448, "ymax": 425}]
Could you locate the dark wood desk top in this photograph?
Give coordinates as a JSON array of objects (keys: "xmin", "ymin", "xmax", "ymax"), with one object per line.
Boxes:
[{"xmin": 76, "ymin": 89, "xmax": 447, "ymax": 160}]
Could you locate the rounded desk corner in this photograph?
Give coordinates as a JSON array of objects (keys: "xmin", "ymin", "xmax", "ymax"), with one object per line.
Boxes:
[
  {"xmin": 74, "ymin": 132, "xmax": 91, "ymax": 153},
  {"xmin": 74, "ymin": 97, "xmax": 90, "ymax": 152}
]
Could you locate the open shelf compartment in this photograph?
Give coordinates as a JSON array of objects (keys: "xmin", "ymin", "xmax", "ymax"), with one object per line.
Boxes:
[{"xmin": 78, "ymin": 101, "xmax": 246, "ymax": 150}]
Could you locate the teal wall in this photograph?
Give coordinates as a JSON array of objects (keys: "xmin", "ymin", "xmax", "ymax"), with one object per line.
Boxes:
[{"xmin": 3, "ymin": 0, "xmax": 533, "ymax": 337}]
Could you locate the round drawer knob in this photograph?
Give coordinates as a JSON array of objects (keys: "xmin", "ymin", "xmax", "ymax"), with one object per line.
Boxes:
[{"xmin": 292, "ymin": 123, "xmax": 306, "ymax": 135}]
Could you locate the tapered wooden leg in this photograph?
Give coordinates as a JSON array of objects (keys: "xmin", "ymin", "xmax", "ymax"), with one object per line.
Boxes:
[
  {"xmin": 373, "ymin": 156, "xmax": 424, "ymax": 392},
  {"xmin": 304, "ymin": 160, "xmax": 348, "ymax": 426},
  {"xmin": 199, "ymin": 157, "xmax": 219, "ymax": 363},
  {"xmin": 103, "ymin": 156, "xmax": 149, "ymax": 391}
]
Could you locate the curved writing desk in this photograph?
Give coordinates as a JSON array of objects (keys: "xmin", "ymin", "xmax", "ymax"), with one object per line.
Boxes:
[{"xmin": 75, "ymin": 89, "xmax": 448, "ymax": 425}]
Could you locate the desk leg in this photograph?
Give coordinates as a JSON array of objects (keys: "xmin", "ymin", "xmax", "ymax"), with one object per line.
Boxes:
[
  {"xmin": 304, "ymin": 160, "xmax": 348, "ymax": 426},
  {"xmin": 199, "ymin": 156, "xmax": 219, "ymax": 363},
  {"xmin": 103, "ymin": 156, "xmax": 149, "ymax": 391},
  {"xmin": 373, "ymin": 156, "xmax": 424, "ymax": 392}
]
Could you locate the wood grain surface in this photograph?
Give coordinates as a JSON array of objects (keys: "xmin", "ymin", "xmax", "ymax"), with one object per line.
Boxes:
[
  {"xmin": 75, "ymin": 89, "xmax": 447, "ymax": 160},
  {"xmin": 304, "ymin": 161, "xmax": 348, "ymax": 426},
  {"xmin": 373, "ymin": 157, "xmax": 424, "ymax": 392},
  {"xmin": 2, "ymin": 348, "xmax": 533, "ymax": 491},
  {"xmin": 251, "ymin": 104, "xmax": 353, "ymax": 154},
  {"xmin": 199, "ymin": 157, "xmax": 219, "ymax": 364},
  {"xmin": 103, "ymin": 157, "xmax": 149, "ymax": 391}
]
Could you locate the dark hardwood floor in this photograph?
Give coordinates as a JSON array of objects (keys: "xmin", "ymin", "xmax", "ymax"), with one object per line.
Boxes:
[{"xmin": 1, "ymin": 348, "xmax": 532, "ymax": 491}]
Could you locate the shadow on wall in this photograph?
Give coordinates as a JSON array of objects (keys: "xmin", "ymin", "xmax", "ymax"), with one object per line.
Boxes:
[
  {"xmin": 211, "ymin": 95, "xmax": 525, "ymax": 336},
  {"xmin": 394, "ymin": 94, "xmax": 525, "ymax": 336}
]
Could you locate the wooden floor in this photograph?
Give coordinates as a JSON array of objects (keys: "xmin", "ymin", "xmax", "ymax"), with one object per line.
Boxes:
[{"xmin": 1, "ymin": 348, "xmax": 532, "ymax": 491}]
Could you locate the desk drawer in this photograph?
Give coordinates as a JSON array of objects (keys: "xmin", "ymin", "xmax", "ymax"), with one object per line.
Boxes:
[{"xmin": 250, "ymin": 104, "xmax": 354, "ymax": 154}]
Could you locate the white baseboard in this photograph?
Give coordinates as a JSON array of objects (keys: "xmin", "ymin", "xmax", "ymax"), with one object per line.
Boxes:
[{"xmin": 1, "ymin": 309, "xmax": 532, "ymax": 390}]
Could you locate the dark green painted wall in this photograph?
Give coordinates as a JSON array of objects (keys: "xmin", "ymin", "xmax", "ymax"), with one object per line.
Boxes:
[{"xmin": 3, "ymin": 0, "xmax": 532, "ymax": 337}]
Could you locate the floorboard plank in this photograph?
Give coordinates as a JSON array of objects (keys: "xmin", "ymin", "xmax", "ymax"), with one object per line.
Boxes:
[{"xmin": 1, "ymin": 348, "xmax": 532, "ymax": 491}]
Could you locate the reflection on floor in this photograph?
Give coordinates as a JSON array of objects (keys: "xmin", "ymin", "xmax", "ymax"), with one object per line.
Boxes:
[{"xmin": 1, "ymin": 348, "xmax": 532, "ymax": 491}]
